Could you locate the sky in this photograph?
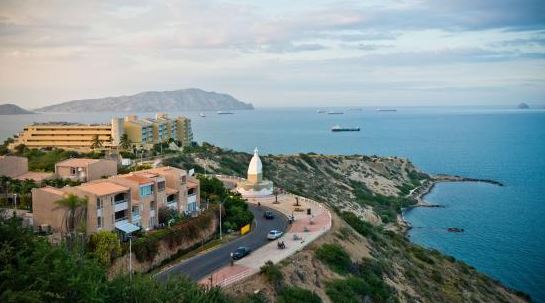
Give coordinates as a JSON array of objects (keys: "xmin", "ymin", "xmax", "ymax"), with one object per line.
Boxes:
[{"xmin": 0, "ymin": 0, "xmax": 544, "ymax": 108}]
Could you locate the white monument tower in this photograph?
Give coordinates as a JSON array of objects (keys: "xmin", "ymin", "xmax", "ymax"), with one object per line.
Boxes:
[{"xmin": 237, "ymin": 148, "xmax": 274, "ymax": 197}]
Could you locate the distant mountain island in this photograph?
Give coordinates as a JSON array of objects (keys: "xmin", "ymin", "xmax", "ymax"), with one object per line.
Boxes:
[
  {"xmin": 36, "ymin": 88, "xmax": 254, "ymax": 112},
  {"xmin": 0, "ymin": 103, "xmax": 34, "ymax": 115},
  {"xmin": 517, "ymin": 102, "xmax": 530, "ymax": 109}
]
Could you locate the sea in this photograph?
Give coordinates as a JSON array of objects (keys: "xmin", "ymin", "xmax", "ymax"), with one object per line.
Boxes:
[{"xmin": 1, "ymin": 106, "xmax": 544, "ymax": 301}]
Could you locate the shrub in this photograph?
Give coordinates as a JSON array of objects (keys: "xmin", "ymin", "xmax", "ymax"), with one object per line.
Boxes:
[
  {"xmin": 89, "ymin": 231, "xmax": 122, "ymax": 266},
  {"xmin": 132, "ymin": 206, "xmax": 217, "ymax": 262},
  {"xmin": 341, "ymin": 211, "xmax": 378, "ymax": 240},
  {"xmin": 315, "ymin": 244, "xmax": 352, "ymax": 274},
  {"xmin": 260, "ymin": 260, "xmax": 283, "ymax": 289},
  {"xmin": 277, "ymin": 286, "xmax": 322, "ymax": 303}
]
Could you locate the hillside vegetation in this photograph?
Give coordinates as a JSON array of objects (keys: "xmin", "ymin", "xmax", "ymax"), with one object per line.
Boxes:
[{"xmin": 165, "ymin": 144, "xmax": 529, "ymax": 303}]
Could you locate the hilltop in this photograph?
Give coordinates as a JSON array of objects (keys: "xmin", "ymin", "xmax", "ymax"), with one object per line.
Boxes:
[
  {"xmin": 36, "ymin": 88, "xmax": 254, "ymax": 112},
  {"xmin": 0, "ymin": 104, "xmax": 34, "ymax": 115},
  {"xmin": 164, "ymin": 144, "xmax": 529, "ymax": 303}
]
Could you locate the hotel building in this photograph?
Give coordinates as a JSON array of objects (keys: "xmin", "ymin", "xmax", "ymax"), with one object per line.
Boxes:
[
  {"xmin": 10, "ymin": 113, "xmax": 193, "ymax": 152},
  {"xmin": 9, "ymin": 121, "xmax": 122, "ymax": 151}
]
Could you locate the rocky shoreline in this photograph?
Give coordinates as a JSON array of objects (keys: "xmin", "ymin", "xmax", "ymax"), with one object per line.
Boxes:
[{"xmin": 400, "ymin": 174, "xmax": 504, "ymax": 233}]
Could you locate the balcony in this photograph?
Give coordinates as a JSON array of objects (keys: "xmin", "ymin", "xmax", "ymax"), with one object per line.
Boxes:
[
  {"xmin": 167, "ymin": 200, "xmax": 177, "ymax": 210},
  {"xmin": 150, "ymin": 210, "xmax": 156, "ymax": 217},
  {"xmin": 187, "ymin": 193, "xmax": 197, "ymax": 204},
  {"xmin": 132, "ymin": 213, "xmax": 141, "ymax": 224},
  {"xmin": 96, "ymin": 209, "xmax": 103, "ymax": 217},
  {"xmin": 115, "ymin": 218, "xmax": 128, "ymax": 225},
  {"xmin": 114, "ymin": 199, "xmax": 128, "ymax": 212}
]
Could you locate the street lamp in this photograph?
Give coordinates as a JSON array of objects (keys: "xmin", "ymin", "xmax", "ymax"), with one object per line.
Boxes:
[{"xmin": 13, "ymin": 193, "xmax": 18, "ymax": 210}]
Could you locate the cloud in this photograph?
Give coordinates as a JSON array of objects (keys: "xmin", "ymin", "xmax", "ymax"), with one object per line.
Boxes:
[{"xmin": 0, "ymin": 0, "xmax": 544, "ymax": 107}]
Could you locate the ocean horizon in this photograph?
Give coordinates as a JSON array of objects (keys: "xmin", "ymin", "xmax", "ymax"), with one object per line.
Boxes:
[{"xmin": 1, "ymin": 106, "xmax": 545, "ymax": 301}]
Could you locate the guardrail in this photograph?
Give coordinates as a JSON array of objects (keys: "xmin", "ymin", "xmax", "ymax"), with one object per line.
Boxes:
[{"xmin": 215, "ymin": 268, "xmax": 255, "ymax": 288}]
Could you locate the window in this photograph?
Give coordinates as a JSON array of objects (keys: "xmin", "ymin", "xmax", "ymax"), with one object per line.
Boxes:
[
  {"xmin": 114, "ymin": 210, "xmax": 127, "ymax": 222},
  {"xmin": 188, "ymin": 188, "xmax": 195, "ymax": 195},
  {"xmin": 187, "ymin": 201, "xmax": 197, "ymax": 212},
  {"xmin": 70, "ymin": 167, "xmax": 77, "ymax": 175},
  {"xmin": 97, "ymin": 216, "xmax": 103, "ymax": 228},
  {"xmin": 139, "ymin": 185, "xmax": 153, "ymax": 197},
  {"xmin": 114, "ymin": 193, "xmax": 126, "ymax": 203},
  {"xmin": 96, "ymin": 198, "xmax": 102, "ymax": 209},
  {"xmin": 150, "ymin": 200, "xmax": 156, "ymax": 210},
  {"xmin": 157, "ymin": 181, "xmax": 165, "ymax": 192}
]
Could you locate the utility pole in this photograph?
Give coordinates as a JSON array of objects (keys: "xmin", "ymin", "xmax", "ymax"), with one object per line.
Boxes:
[
  {"xmin": 219, "ymin": 200, "xmax": 223, "ymax": 240},
  {"xmin": 129, "ymin": 235, "xmax": 133, "ymax": 281}
]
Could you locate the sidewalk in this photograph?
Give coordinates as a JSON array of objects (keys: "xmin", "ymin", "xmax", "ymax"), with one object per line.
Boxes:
[{"xmin": 199, "ymin": 192, "xmax": 331, "ymax": 288}]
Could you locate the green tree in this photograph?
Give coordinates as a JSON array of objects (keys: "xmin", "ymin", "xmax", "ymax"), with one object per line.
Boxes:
[
  {"xmin": 54, "ymin": 193, "xmax": 88, "ymax": 235},
  {"xmin": 90, "ymin": 135, "xmax": 103, "ymax": 150},
  {"xmin": 89, "ymin": 231, "xmax": 122, "ymax": 266},
  {"xmin": 14, "ymin": 143, "xmax": 26, "ymax": 155},
  {"xmin": 119, "ymin": 133, "xmax": 131, "ymax": 150}
]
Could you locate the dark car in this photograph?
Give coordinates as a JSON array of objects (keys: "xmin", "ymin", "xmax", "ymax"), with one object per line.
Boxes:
[
  {"xmin": 264, "ymin": 211, "xmax": 274, "ymax": 220},
  {"xmin": 231, "ymin": 247, "xmax": 251, "ymax": 260}
]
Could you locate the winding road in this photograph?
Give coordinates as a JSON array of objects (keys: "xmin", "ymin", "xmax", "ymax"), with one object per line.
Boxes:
[{"xmin": 156, "ymin": 204, "xmax": 288, "ymax": 282}]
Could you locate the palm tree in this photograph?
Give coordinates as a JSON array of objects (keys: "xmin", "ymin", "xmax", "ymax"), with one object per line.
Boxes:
[
  {"xmin": 90, "ymin": 135, "xmax": 103, "ymax": 150},
  {"xmin": 54, "ymin": 194, "xmax": 88, "ymax": 235},
  {"xmin": 119, "ymin": 134, "xmax": 131, "ymax": 150}
]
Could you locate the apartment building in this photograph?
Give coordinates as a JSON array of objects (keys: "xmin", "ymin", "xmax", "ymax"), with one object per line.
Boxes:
[
  {"xmin": 55, "ymin": 158, "xmax": 117, "ymax": 182},
  {"xmin": 9, "ymin": 113, "xmax": 193, "ymax": 152},
  {"xmin": 156, "ymin": 113, "xmax": 177, "ymax": 141},
  {"xmin": 9, "ymin": 121, "xmax": 123, "ymax": 151},
  {"xmin": 0, "ymin": 155, "xmax": 53, "ymax": 182},
  {"xmin": 109, "ymin": 173, "xmax": 166, "ymax": 230},
  {"xmin": 123, "ymin": 115, "xmax": 154, "ymax": 148},
  {"xmin": 32, "ymin": 162, "xmax": 200, "ymax": 234},
  {"xmin": 175, "ymin": 116, "xmax": 193, "ymax": 147},
  {"xmin": 140, "ymin": 166, "xmax": 200, "ymax": 214},
  {"xmin": 0, "ymin": 155, "xmax": 28, "ymax": 177},
  {"xmin": 32, "ymin": 181, "xmax": 135, "ymax": 234}
]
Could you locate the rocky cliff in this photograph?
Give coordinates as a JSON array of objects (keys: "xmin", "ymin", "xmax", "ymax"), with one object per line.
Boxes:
[{"xmin": 163, "ymin": 144, "xmax": 529, "ymax": 303}]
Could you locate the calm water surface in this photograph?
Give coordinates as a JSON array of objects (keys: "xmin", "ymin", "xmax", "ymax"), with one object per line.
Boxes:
[{"xmin": 1, "ymin": 107, "xmax": 544, "ymax": 301}]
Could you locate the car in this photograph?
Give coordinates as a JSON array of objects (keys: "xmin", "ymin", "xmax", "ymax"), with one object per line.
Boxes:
[
  {"xmin": 264, "ymin": 211, "xmax": 274, "ymax": 219},
  {"xmin": 231, "ymin": 247, "xmax": 251, "ymax": 260},
  {"xmin": 267, "ymin": 230, "xmax": 283, "ymax": 240}
]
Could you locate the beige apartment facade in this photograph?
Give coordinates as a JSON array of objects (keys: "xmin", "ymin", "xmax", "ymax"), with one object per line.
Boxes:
[
  {"xmin": 32, "ymin": 181, "xmax": 132, "ymax": 234},
  {"xmin": 0, "ymin": 155, "xmax": 53, "ymax": 182},
  {"xmin": 109, "ymin": 173, "xmax": 166, "ymax": 231},
  {"xmin": 32, "ymin": 161, "xmax": 200, "ymax": 235},
  {"xmin": 0, "ymin": 155, "xmax": 28, "ymax": 178},
  {"xmin": 55, "ymin": 158, "xmax": 117, "ymax": 182}
]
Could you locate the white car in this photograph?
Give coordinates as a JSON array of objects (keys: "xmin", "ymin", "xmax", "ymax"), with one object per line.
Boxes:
[{"xmin": 267, "ymin": 230, "xmax": 283, "ymax": 240}]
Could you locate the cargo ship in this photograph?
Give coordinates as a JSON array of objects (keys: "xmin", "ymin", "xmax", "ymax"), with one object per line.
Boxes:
[
  {"xmin": 331, "ymin": 125, "xmax": 360, "ymax": 132},
  {"xmin": 217, "ymin": 111, "xmax": 234, "ymax": 115}
]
